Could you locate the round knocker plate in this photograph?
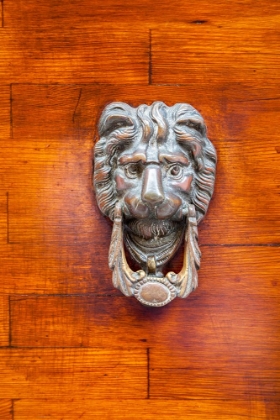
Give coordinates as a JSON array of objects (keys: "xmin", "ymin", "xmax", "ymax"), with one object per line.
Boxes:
[{"xmin": 134, "ymin": 276, "xmax": 177, "ymax": 307}]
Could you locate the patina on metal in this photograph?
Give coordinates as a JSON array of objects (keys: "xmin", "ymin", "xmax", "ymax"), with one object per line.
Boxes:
[{"xmin": 94, "ymin": 102, "xmax": 217, "ymax": 307}]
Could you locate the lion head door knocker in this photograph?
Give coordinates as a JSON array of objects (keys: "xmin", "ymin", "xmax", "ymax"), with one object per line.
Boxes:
[{"xmin": 94, "ymin": 102, "xmax": 217, "ymax": 307}]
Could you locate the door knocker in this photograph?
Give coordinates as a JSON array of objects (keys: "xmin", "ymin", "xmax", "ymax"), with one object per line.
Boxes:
[{"xmin": 93, "ymin": 102, "xmax": 217, "ymax": 307}]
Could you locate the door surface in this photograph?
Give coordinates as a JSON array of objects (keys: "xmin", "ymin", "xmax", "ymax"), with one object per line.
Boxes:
[{"xmin": 0, "ymin": 1, "xmax": 279, "ymax": 419}]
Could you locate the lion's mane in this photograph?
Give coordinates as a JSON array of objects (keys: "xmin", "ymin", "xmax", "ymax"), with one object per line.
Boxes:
[{"xmin": 94, "ymin": 101, "xmax": 217, "ymax": 224}]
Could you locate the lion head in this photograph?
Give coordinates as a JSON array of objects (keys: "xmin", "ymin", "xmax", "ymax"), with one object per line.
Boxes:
[{"xmin": 94, "ymin": 101, "xmax": 216, "ymax": 273}]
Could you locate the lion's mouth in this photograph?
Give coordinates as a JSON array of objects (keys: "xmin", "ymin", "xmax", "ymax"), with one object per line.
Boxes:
[
  {"xmin": 124, "ymin": 220, "xmax": 185, "ymax": 268},
  {"xmin": 126, "ymin": 218, "xmax": 181, "ymax": 240}
]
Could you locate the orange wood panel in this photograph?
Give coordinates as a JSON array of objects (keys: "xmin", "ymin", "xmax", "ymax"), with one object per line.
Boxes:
[
  {"xmin": 0, "ymin": 193, "xmax": 8, "ymax": 244},
  {"xmin": 0, "ymin": 241, "xmax": 279, "ymax": 297},
  {"xmin": 0, "ymin": 26, "xmax": 149, "ymax": 84},
  {"xmin": 151, "ymin": 20, "xmax": 280, "ymax": 84},
  {"xmin": 0, "ymin": 86, "xmax": 9, "ymax": 243},
  {"xmin": 4, "ymin": 0, "xmax": 280, "ymax": 27},
  {"xmin": 5, "ymin": 145, "xmax": 97, "ymax": 245},
  {"xmin": 149, "ymin": 347, "xmax": 280, "ymax": 401},
  {"xmin": 0, "ymin": 85, "xmax": 10, "ymax": 138},
  {"xmin": 10, "ymin": 247, "xmax": 280, "ymax": 346},
  {"xmin": 11, "ymin": 83, "xmax": 280, "ymax": 141},
  {"xmin": 0, "ymin": 242, "xmax": 114, "ymax": 295},
  {"xmin": 0, "ymin": 400, "xmax": 12, "ymax": 420},
  {"xmin": 0, "ymin": 0, "xmax": 279, "ymax": 418},
  {"xmin": 0, "ymin": 348, "xmax": 147, "ymax": 399},
  {"xmin": 0, "ymin": 295, "xmax": 9, "ymax": 346},
  {"xmin": 5, "ymin": 136, "xmax": 279, "ymax": 245},
  {"xmin": 13, "ymin": 399, "xmax": 278, "ymax": 420},
  {"xmin": 11, "ymin": 84, "xmax": 84, "ymax": 140},
  {"xmin": 3, "ymin": 83, "xmax": 279, "ymax": 246}
]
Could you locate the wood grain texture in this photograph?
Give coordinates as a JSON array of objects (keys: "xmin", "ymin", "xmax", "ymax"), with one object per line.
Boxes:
[
  {"xmin": 13, "ymin": 399, "xmax": 278, "ymax": 420},
  {"xmin": 0, "ymin": 240, "xmax": 279, "ymax": 296},
  {"xmin": 10, "ymin": 247, "xmax": 280, "ymax": 347},
  {"xmin": 0, "ymin": 348, "xmax": 147, "ymax": 399},
  {"xmin": 4, "ymin": 0, "xmax": 280, "ymax": 27},
  {"xmin": 0, "ymin": 1, "xmax": 2, "ymax": 29},
  {"xmin": 150, "ymin": 348, "xmax": 280, "ymax": 400},
  {"xmin": 0, "ymin": 86, "xmax": 10, "ymax": 138},
  {"xmin": 0, "ymin": 27, "xmax": 149, "ymax": 84},
  {"xmin": 0, "ymin": 295, "xmax": 9, "ymax": 346},
  {"xmin": 0, "ymin": 400, "xmax": 12, "ymax": 420},
  {"xmin": 4, "ymin": 83, "xmax": 279, "ymax": 246},
  {"xmin": 0, "ymin": 193, "xmax": 8, "ymax": 245},
  {"xmin": 0, "ymin": 0, "xmax": 279, "ymax": 418},
  {"xmin": 151, "ymin": 20, "xmax": 280, "ymax": 84},
  {"xmin": 3, "ymin": 135, "xmax": 278, "ymax": 244}
]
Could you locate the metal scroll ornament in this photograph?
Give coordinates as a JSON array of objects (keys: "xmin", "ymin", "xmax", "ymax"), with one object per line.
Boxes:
[{"xmin": 94, "ymin": 102, "xmax": 217, "ymax": 307}]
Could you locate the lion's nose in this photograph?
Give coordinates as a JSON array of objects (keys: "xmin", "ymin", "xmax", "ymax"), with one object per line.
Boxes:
[{"xmin": 141, "ymin": 165, "xmax": 164, "ymax": 206}]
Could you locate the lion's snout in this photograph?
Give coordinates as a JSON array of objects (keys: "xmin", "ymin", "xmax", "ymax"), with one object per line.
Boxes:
[
  {"xmin": 141, "ymin": 165, "xmax": 165, "ymax": 206},
  {"xmin": 123, "ymin": 192, "xmax": 183, "ymax": 221}
]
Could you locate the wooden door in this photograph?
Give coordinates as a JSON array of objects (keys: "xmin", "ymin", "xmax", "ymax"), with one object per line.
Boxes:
[{"xmin": 0, "ymin": 1, "xmax": 279, "ymax": 419}]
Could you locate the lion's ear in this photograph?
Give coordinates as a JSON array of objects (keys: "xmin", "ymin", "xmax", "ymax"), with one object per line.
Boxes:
[
  {"xmin": 176, "ymin": 117, "xmax": 206, "ymax": 137},
  {"xmin": 98, "ymin": 102, "xmax": 135, "ymax": 137}
]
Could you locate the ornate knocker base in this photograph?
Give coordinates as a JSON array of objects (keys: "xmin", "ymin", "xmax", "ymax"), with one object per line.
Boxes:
[
  {"xmin": 94, "ymin": 102, "xmax": 217, "ymax": 307},
  {"xmin": 109, "ymin": 202, "xmax": 200, "ymax": 307}
]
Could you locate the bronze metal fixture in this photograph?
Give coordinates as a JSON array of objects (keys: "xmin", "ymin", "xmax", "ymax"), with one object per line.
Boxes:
[{"xmin": 94, "ymin": 102, "xmax": 217, "ymax": 307}]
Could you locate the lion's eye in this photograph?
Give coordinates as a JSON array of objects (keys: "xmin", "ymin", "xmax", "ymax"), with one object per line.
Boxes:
[
  {"xmin": 167, "ymin": 164, "xmax": 183, "ymax": 179},
  {"xmin": 125, "ymin": 163, "xmax": 140, "ymax": 179}
]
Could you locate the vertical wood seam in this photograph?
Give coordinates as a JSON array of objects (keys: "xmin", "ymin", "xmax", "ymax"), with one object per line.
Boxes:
[
  {"xmin": 11, "ymin": 399, "xmax": 14, "ymax": 420},
  {"xmin": 1, "ymin": 0, "xmax": 4, "ymax": 28},
  {"xmin": 72, "ymin": 88, "xmax": 83, "ymax": 123}
]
